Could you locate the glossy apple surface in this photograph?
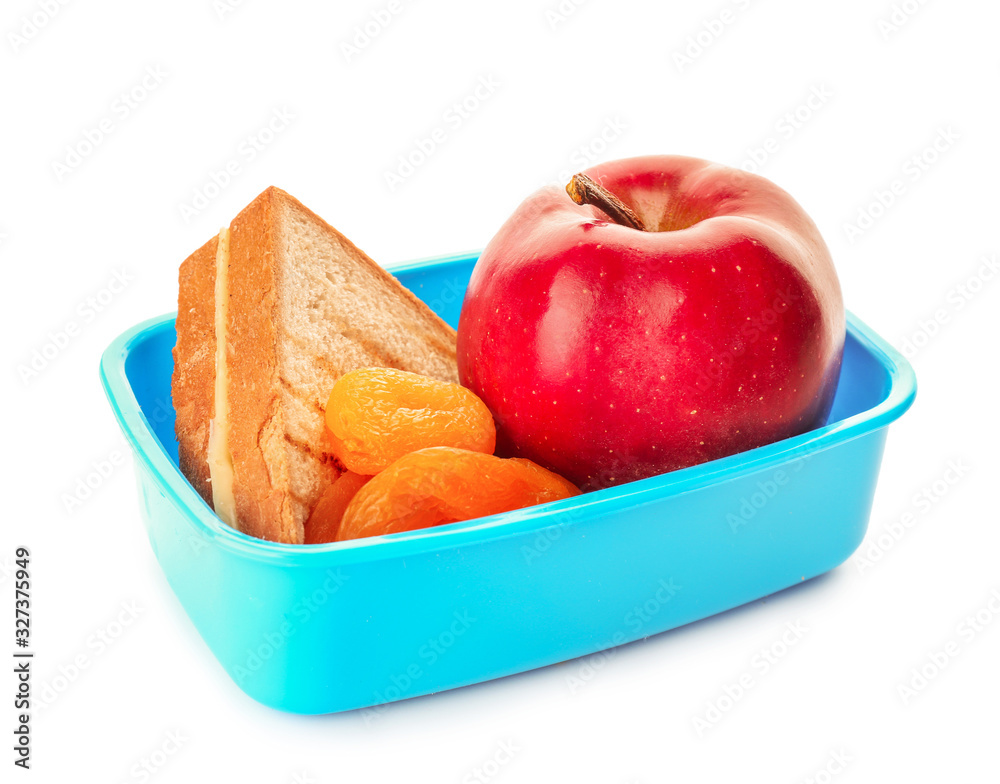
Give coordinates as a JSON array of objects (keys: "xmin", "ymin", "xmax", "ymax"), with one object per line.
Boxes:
[{"xmin": 457, "ymin": 155, "xmax": 845, "ymax": 491}]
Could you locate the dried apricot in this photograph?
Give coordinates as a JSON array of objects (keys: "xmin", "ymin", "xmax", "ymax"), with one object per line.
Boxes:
[
  {"xmin": 325, "ymin": 367, "xmax": 496, "ymax": 475},
  {"xmin": 336, "ymin": 446, "xmax": 579, "ymax": 541},
  {"xmin": 304, "ymin": 471, "xmax": 371, "ymax": 544}
]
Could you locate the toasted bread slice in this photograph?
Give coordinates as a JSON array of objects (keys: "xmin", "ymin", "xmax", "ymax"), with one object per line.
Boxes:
[{"xmin": 172, "ymin": 186, "xmax": 458, "ymax": 543}]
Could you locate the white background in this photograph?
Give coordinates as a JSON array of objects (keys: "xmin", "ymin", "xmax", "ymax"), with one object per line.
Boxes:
[{"xmin": 4, "ymin": 0, "xmax": 999, "ymax": 781}]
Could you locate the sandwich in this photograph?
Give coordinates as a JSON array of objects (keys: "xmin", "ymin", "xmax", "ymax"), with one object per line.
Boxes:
[{"xmin": 172, "ymin": 186, "xmax": 459, "ymax": 544}]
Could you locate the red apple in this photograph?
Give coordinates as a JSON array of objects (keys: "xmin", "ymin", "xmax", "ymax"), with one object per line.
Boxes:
[{"xmin": 457, "ymin": 155, "xmax": 844, "ymax": 491}]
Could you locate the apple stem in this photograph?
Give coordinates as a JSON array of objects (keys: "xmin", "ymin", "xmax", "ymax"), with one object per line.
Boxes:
[{"xmin": 566, "ymin": 173, "xmax": 647, "ymax": 231}]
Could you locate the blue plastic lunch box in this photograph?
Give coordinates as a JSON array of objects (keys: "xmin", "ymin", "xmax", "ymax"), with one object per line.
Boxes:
[{"xmin": 100, "ymin": 250, "xmax": 916, "ymax": 715}]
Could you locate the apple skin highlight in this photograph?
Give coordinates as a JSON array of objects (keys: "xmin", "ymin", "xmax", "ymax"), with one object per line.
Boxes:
[{"xmin": 457, "ymin": 155, "xmax": 845, "ymax": 491}]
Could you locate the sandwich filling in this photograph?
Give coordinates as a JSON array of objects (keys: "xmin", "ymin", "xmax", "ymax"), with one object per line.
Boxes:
[{"xmin": 207, "ymin": 227, "xmax": 237, "ymax": 527}]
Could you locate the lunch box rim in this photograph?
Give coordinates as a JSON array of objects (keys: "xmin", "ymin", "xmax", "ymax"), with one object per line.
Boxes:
[{"xmin": 99, "ymin": 250, "xmax": 917, "ymax": 567}]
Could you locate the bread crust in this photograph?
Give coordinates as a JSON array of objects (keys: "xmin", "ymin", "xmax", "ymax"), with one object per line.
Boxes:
[
  {"xmin": 227, "ymin": 188, "xmax": 301, "ymax": 543},
  {"xmin": 172, "ymin": 235, "xmax": 218, "ymax": 507}
]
